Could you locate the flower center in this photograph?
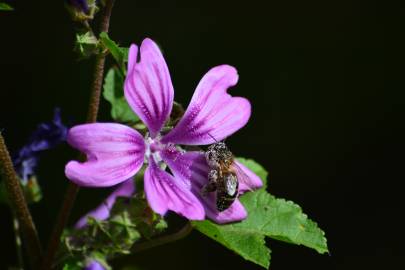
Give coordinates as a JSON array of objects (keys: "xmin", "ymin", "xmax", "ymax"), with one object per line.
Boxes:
[
  {"xmin": 144, "ymin": 134, "xmax": 166, "ymax": 168},
  {"xmin": 144, "ymin": 133, "xmax": 186, "ymax": 171}
]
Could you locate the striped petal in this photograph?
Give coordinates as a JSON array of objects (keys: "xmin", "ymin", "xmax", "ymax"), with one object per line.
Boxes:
[
  {"xmin": 65, "ymin": 123, "xmax": 145, "ymax": 187},
  {"xmin": 162, "ymin": 65, "xmax": 251, "ymax": 145},
  {"xmin": 201, "ymin": 193, "xmax": 247, "ymax": 224},
  {"xmin": 144, "ymin": 157, "xmax": 205, "ymax": 220},
  {"xmin": 161, "ymin": 150, "xmax": 247, "ymax": 223},
  {"xmin": 124, "ymin": 39, "xmax": 174, "ymax": 137},
  {"xmin": 235, "ymin": 160, "xmax": 263, "ymax": 193}
]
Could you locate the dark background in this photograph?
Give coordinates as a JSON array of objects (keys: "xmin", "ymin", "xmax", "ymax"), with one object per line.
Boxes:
[{"xmin": 0, "ymin": 0, "xmax": 404, "ymax": 269}]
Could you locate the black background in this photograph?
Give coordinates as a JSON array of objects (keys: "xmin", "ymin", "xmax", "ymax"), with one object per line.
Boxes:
[{"xmin": 0, "ymin": 0, "xmax": 404, "ymax": 269}]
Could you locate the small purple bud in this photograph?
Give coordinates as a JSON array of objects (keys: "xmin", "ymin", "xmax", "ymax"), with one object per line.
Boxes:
[
  {"xmin": 84, "ymin": 260, "xmax": 105, "ymax": 270},
  {"xmin": 67, "ymin": 0, "xmax": 90, "ymax": 14}
]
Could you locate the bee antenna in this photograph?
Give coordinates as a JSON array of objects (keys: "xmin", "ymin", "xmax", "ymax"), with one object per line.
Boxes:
[{"xmin": 207, "ymin": 132, "xmax": 218, "ymax": 143}]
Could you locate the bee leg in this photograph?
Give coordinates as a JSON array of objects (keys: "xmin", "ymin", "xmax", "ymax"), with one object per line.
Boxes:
[{"xmin": 201, "ymin": 170, "xmax": 218, "ymax": 196}]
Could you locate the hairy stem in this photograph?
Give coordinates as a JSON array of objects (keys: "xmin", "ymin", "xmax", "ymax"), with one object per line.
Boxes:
[
  {"xmin": 0, "ymin": 134, "xmax": 42, "ymax": 269},
  {"xmin": 132, "ymin": 222, "xmax": 193, "ymax": 253},
  {"xmin": 85, "ymin": 0, "xmax": 115, "ymax": 124},
  {"xmin": 42, "ymin": 1, "xmax": 116, "ymax": 269}
]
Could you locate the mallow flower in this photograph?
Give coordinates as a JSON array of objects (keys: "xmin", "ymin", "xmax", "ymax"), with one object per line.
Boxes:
[{"xmin": 65, "ymin": 38, "xmax": 262, "ymax": 223}]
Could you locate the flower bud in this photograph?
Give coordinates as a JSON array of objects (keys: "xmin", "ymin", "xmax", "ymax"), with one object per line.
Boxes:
[
  {"xmin": 65, "ymin": 0, "xmax": 98, "ymax": 21},
  {"xmin": 84, "ymin": 260, "xmax": 105, "ymax": 270}
]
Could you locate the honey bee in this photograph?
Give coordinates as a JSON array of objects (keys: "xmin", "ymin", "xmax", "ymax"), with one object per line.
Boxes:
[{"xmin": 202, "ymin": 141, "xmax": 250, "ymax": 212}]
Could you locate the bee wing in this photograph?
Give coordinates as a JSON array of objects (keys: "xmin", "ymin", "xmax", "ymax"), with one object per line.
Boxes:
[
  {"xmin": 231, "ymin": 162, "xmax": 254, "ymax": 193},
  {"xmin": 231, "ymin": 160, "xmax": 263, "ymax": 194}
]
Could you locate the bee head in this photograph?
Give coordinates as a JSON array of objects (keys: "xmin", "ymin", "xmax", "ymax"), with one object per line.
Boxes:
[
  {"xmin": 206, "ymin": 142, "xmax": 233, "ymax": 168},
  {"xmin": 207, "ymin": 142, "xmax": 229, "ymax": 155}
]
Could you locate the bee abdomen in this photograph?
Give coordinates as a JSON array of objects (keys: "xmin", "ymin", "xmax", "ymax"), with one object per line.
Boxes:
[
  {"xmin": 216, "ymin": 173, "xmax": 239, "ymax": 212},
  {"xmin": 217, "ymin": 195, "xmax": 236, "ymax": 212}
]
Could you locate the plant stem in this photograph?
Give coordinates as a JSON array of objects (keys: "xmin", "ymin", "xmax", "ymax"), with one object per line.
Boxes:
[
  {"xmin": 0, "ymin": 134, "xmax": 42, "ymax": 269},
  {"xmin": 132, "ymin": 222, "xmax": 193, "ymax": 253},
  {"xmin": 86, "ymin": 52, "xmax": 107, "ymax": 123},
  {"xmin": 41, "ymin": 1, "xmax": 116, "ymax": 269},
  {"xmin": 86, "ymin": 0, "xmax": 115, "ymax": 124}
]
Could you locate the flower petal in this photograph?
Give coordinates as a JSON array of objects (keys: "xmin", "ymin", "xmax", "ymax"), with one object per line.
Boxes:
[
  {"xmin": 234, "ymin": 160, "xmax": 263, "ymax": 193},
  {"xmin": 144, "ymin": 157, "xmax": 205, "ymax": 220},
  {"xmin": 161, "ymin": 150, "xmax": 247, "ymax": 223},
  {"xmin": 65, "ymin": 123, "xmax": 145, "ymax": 187},
  {"xmin": 162, "ymin": 65, "xmax": 251, "ymax": 145},
  {"xmin": 203, "ymin": 196, "xmax": 247, "ymax": 224},
  {"xmin": 124, "ymin": 39, "xmax": 174, "ymax": 137},
  {"xmin": 160, "ymin": 147, "xmax": 205, "ymax": 188},
  {"xmin": 84, "ymin": 260, "xmax": 105, "ymax": 270},
  {"xmin": 127, "ymin": 44, "xmax": 138, "ymax": 75},
  {"xmin": 75, "ymin": 179, "xmax": 135, "ymax": 229}
]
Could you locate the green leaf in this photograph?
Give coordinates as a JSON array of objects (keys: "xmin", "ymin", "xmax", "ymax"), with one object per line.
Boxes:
[
  {"xmin": 239, "ymin": 190, "xmax": 328, "ymax": 253},
  {"xmin": 63, "ymin": 213, "xmax": 142, "ymax": 259},
  {"xmin": 194, "ymin": 220, "xmax": 271, "ymax": 268},
  {"xmin": 0, "ymin": 3, "xmax": 13, "ymax": 10},
  {"xmin": 75, "ymin": 31, "xmax": 99, "ymax": 58},
  {"xmin": 60, "ymin": 190, "xmax": 167, "ymax": 267},
  {"xmin": 103, "ymin": 67, "xmax": 139, "ymax": 123},
  {"xmin": 111, "ymin": 194, "xmax": 167, "ymax": 239},
  {"xmin": 193, "ymin": 159, "xmax": 328, "ymax": 269},
  {"xmin": 76, "ymin": 32, "xmax": 98, "ymax": 45},
  {"xmin": 99, "ymin": 32, "xmax": 127, "ymax": 73},
  {"xmin": 236, "ymin": 157, "xmax": 268, "ymax": 189},
  {"xmin": 62, "ymin": 262, "xmax": 82, "ymax": 270},
  {"xmin": 122, "ymin": 47, "xmax": 129, "ymax": 60}
]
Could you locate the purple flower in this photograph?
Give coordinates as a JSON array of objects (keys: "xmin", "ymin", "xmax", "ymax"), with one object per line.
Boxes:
[
  {"xmin": 13, "ymin": 108, "xmax": 68, "ymax": 183},
  {"xmin": 84, "ymin": 260, "xmax": 105, "ymax": 270},
  {"xmin": 65, "ymin": 38, "xmax": 262, "ymax": 222}
]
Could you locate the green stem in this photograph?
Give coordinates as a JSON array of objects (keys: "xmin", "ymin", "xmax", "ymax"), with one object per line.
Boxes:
[
  {"xmin": 0, "ymin": 134, "xmax": 42, "ymax": 270},
  {"xmin": 132, "ymin": 222, "xmax": 193, "ymax": 253},
  {"xmin": 41, "ymin": 1, "xmax": 116, "ymax": 269}
]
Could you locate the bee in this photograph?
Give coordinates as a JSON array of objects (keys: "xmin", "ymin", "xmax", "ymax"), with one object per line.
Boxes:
[{"xmin": 202, "ymin": 141, "xmax": 250, "ymax": 212}]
